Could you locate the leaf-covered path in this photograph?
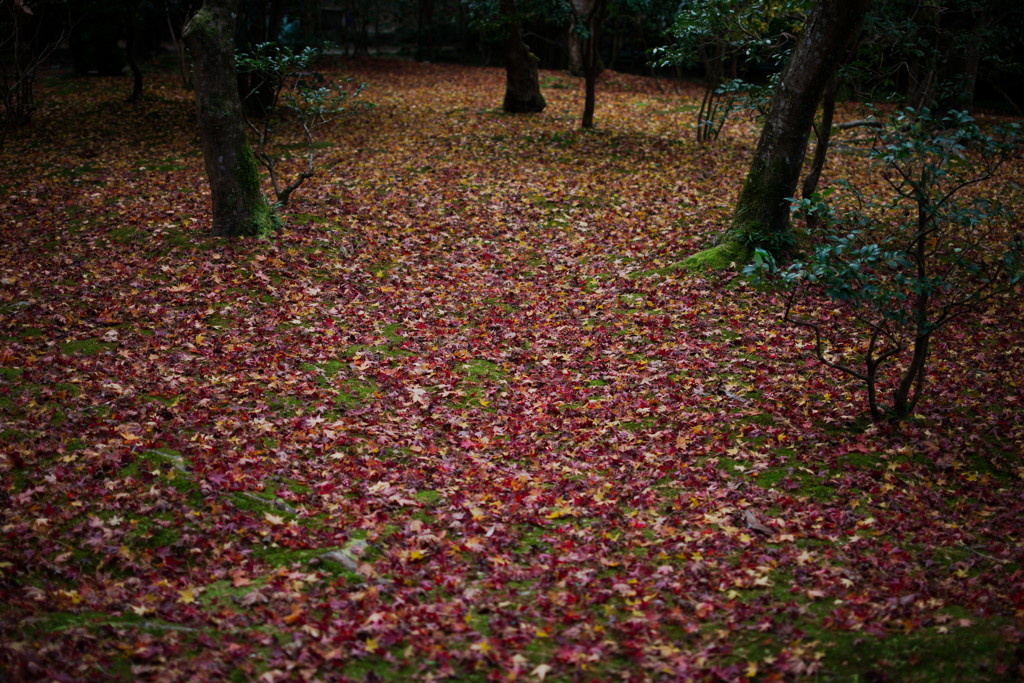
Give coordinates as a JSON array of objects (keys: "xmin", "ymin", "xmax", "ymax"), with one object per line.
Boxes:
[{"xmin": 2, "ymin": 59, "xmax": 1023, "ymax": 681}]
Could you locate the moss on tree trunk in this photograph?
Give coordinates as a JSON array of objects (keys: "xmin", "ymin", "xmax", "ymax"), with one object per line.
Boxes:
[{"xmin": 184, "ymin": 0, "xmax": 274, "ymax": 237}]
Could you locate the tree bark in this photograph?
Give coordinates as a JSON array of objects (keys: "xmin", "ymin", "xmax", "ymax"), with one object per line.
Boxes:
[
  {"xmin": 571, "ymin": 0, "xmax": 607, "ymax": 129},
  {"xmin": 416, "ymin": 0, "xmax": 436, "ymax": 62},
  {"xmin": 500, "ymin": 0, "xmax": 545, "ymax": 114},
  {"xmin": 723, "ymin": 0, "xmax": 871, "ymax": 257},
  {"xmin": 801, "ymin": 73, "xmax": 839, "ymax": 201},
  {"xmin": 184, "ymin": 0, "xmax": 274, "ymax": 237},
  {"xmin": 125, "ymin": 7, "xmax": 144, "ymax": 102},
  {"xmin": 567, "ymin": 14, "xmax": 584, "ymax": 76}
]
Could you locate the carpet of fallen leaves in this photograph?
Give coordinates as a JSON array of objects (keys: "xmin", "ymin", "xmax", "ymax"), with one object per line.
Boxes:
[{"xmin": 2, "ymin": 58, "xmax": 1023, "ymax": 682}]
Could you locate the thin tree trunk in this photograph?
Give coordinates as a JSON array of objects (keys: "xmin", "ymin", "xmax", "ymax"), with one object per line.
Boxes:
[
  {"xmin": 893, "ymin": 201, "xmax": 933, "ymax": 418},
  {"xmin": 572, "ymin": 0, "xmax": 607, "ymax": 129},
  {"xmin": 501, "ymin": 0, "xmax": 545, "ymax": 113},
  {"xmin": 801, "ymin": 74, "xmax": 839, "ymax": 200},
  {"xmin": 184, "ymin": 0, "xmax": 274, "ymax": 237},
  {"xmin": 126, "ymin": 8, "xmax": 144, "ymax": 102},
  {"xmin": 417, "ymin": 0, "xmax": 436, "ymax": 62},
  {"xmin": 166, "ymin": 7, "xmax": 191, "ymax": 87}
]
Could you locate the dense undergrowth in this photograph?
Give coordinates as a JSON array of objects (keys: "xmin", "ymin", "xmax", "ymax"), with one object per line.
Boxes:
[{"xmin": 1, "ymin": 57, "xmax": 1022, "ymax": 681}]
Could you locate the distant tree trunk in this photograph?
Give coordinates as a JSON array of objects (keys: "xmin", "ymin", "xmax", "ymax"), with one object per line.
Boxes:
[
  {"xmin": 570, "ymin": 0, "xmax": 607, "ymax": 129},
  {"xmin": 184, "ymin": 0, "xmax": 274, "ymax": 237},
  {"xmin": 125, "ymin": 7, "xmax": 144, "ymax": 102},
  {"xmin": 416, "ymin": 0, "xmax": 436, "ymax": 62},
  {"xmin": 698, "ymin": 0, "xmax": 870, "ymax": 266},
  {"xmin": 567, "ymin": 15, "xmax": 583, "ymax": 75},
  {"xmin": 501, "ymin": 0, "xmax": 545, "ymax": 113},
  {"xmin": 908, "ymin": 3, "xmax": 985, "ymax": 113},
  {"xmin": 238, "ymin": 0, "xmax": 286, "ymax": 118},
  {"xmin": 298, "ymin": 0, "xmax": 320, "ymax": 37}
]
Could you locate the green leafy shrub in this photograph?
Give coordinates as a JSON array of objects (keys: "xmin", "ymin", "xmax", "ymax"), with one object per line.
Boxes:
[
  {"xmin": 747, "ymin": 108, "xmax": 1023, "ymax": 421},
  {"xmin": 235, "ymin": 43, "xmax": 371, "ymax": 206}
]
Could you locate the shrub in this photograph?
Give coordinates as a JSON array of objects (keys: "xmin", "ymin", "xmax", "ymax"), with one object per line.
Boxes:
[
  {"xmin": 747, "ymin": 108, "xmax": 1023, "ymax": 421},
  {"xmin": 235, "ymin": 43, "xmax": 371, "ymax": 207}
]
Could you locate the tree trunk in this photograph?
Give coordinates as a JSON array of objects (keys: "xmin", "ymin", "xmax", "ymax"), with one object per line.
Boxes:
[
  {"xmin": 710, "ymin": 0, "xmax": 871, "ymax": 263},
  {"xmin": 501, "ymin": 0, "xmax": 545, "ymax": 114},
  {"xmin": 571, "ymin": 0, "xmax": 607, "ymax": 129},
  {"xmin": 184, "ymin": 0, "xmax": 274, "ymax": 237},
  {"xmin": 567, "ymin": 15, "xmax": 583, "ymax": 76},
  {"xmin": 125, "ymin": 7, "xmax": 144, "ymax": 102},
  {"xmin": 416, "ymin": 0, "xmax": 436, "ymax": 62},
  {"xmin": 800, "ymin": 73, "xmax": 839, "ymax": 200}
]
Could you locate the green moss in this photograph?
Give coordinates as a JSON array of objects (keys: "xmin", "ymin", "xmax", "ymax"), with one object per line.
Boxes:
[
  {"xmin": 341, "ymin": 658, "xmax": 426, "ymax": 682},
  {"xmin": 61, "ymin": 338, "xmax": 115, "ymax": 356},
  {"xmin": 682, "ymin": 241, "xmax": 749, "ymax": 271},
  {"xmin": 845, "ymin": 452, "xmax": 883, "ymax": 469},
  {"xmin": 142, "ymin": 393, "xmax": 183, "ymax": 407},
  {"xmin": 109, "ymin": 226, "xmax": 139, "ymax": 244},
  {"xmin": 738, "ymin": 413, "xmax": 775, "ymax": 427},
  {"xmin": 198, "ymin": 576, "xmax": 271, "ymax": 609},
  {"xmin": 817, "ymin": 615, "xmax": 1019, "ymax": 682},
  {"xmin": 461, "ymin": 358, "xmax": 503, "ymax": 378},
  {"xmin": 119, "ymin": 449, "xmax": 197, "ymax": 499},
  {"xmin": 127, "ymin": 518, "xmax": 186, "ymax": 551},
  {"xmin": 205, "ymin": 314, "xmax": 233, "ymax": 330},
  {"xmin": 0, "ymin": 367, "xmax": 23, "ymax": 381},
  {"xmin": 334, "ymin": 378, "xmax": 378, "ymax": 410},
  {"xmin": 269, "ymin": 394, "xmax": 305, "ymax": 417},
  {"xmin": 415, "ymin": 490, "xmax": 442, "ymax": 505},
  {"xmin": 1, "ymin": 428, "xmax": 28, "ymax": 443},
  {"xmin": 228, "ymin": 491, "xmax": 295, "ymax": 517}
]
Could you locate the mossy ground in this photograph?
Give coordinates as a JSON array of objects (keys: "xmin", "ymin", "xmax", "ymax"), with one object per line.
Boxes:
[{"xmin": 1, "ymin": 59, "xmax": 1021, "ymax": 682}]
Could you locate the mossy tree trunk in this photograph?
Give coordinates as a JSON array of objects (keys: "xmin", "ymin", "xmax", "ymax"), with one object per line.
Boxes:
[
  {"xmin": 693, "ymin": 0, "xmax": 870, "ymax": 267},
  {"xmin": 184, "ymin": 0, "xmax": 274, "ymax": 237},
  {"xmin": 500, "ymin": 0, "xmax": 545, "ymax": 113}
]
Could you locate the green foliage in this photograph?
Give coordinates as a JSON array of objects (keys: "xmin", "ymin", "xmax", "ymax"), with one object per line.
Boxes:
[
  {"xmin": 461, "ymin": 0, "xmax": 570, "ymax": 37},
  {"xmin": 650, "ymin": 0, "xmax": 805, "ymax": 142},
  {"xmin": 651, "ymin": 0, "xmax": 806, "ymax": 69},
  {"xmin": 235, "ymin": 42, "xmax": 371, "ymax": 207},
  {"xmin": 854, "ymin": 0, "xmax": 1024, "ymax": 108},
  {"xmin": 747, "ymin": 108, "xmax": 1023, "ymax": 420}
]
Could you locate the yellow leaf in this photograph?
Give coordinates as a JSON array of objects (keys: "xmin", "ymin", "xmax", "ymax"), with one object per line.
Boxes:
[
  {"xmin": 264, "ymin": 512, "xmax": 285, "ymax": 525},
  {"xmin": 365, "ymin": 637, "xmax": 378, "ymax": 653},
  {"xmin": 546, "ymin": 506, "xmax": 575, "ymax": 520},
  {"xmin": 177, "ymin": 586, "xmax": 197, "ymax": 604}
]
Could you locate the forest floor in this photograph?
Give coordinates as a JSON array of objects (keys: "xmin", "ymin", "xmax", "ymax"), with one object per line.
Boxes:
[{"xmin": 1, "ymin": 58, "xmax": 1023, "ymax": 682}]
